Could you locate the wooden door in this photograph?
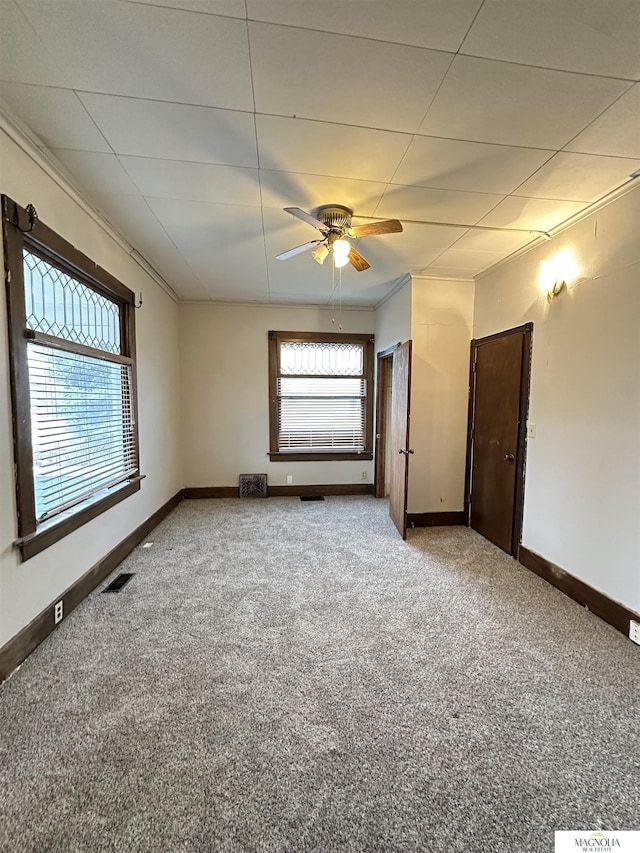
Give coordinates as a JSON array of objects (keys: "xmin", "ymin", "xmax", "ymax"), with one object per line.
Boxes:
[
  {"xmin": 389, "ymin": 340, "xmax": 412, "ymax": 539},
  {"xmin": 467, "ymin": 326, "xmax": 531, "ymax": 556}
]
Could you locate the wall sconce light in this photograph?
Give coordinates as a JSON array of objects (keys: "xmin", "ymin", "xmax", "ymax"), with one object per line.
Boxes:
[
  {"xmin": 547, "ymin": 279, "xmax": 565, "ymax": 300},
  {"xmin": 539, "ymin": 250, "xmax": 579, "ymax": 302}
]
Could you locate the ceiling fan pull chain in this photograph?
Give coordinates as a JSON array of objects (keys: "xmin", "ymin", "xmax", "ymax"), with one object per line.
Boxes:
[{"xmin": 331, "ymin": 255, "xmax": 336, "ymax": 325}]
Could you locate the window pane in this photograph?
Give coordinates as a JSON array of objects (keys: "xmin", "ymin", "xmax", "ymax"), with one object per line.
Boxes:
[
  {"xmin": 278, "ymin": 377, "xmax": 365, "ymax": 451},
  {"xmin": 28, "ymin": 343, "xmax": 137, "ymax": 521},
  {"xmin": 23, "ymin": 250, "xmax": 121, "ymax": 354},
  {"xmin": 280, "ymin": 341, "xmax": 363, "ymax": 376}
]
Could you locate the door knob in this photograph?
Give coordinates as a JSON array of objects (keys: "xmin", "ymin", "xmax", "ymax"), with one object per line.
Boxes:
[
  {"xmin": 398, "ymin": 449, "xmax": 415, "ymax": 455},
  {"xmin": 503, "ymin": 453, "xmax": 515, "ymax": 461}
]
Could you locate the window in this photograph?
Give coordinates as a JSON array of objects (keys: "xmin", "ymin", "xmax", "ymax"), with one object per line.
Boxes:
[
  {"xmin": 2, "ymin": 196, "xmax": 141, "ymax": 561},
  {"xmin": 268, "ymin": 331, "xmax": 374, "ymax": 461}
]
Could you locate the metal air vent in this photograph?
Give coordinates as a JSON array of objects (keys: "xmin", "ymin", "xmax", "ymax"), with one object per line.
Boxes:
[{"xmin": 239, "ymin": 474, "xmax": 267, "ymax": 498}]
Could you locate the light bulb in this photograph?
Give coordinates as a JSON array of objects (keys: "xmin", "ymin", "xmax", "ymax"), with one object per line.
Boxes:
[
  {"xmin": 311, "ymin": 244, "xmax": 329, "ymax": 265},
  {"xmin": 332, "ymin": 239, "xmax": 350, "ymax": 267}
]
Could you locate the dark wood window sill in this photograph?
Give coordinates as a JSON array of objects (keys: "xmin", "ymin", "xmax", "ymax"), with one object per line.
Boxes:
[
  {"xmin": 17, "ymin": 479, "xmax": 142, "ymax": 562},
  {"xmin": 269, "ymin": 451, "xmax": 373, "ymax": 462}
]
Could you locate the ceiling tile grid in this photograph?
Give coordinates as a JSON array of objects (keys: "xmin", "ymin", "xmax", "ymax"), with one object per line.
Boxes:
[{"xmin": 0, "ymin": 0, "xmax": 637, "ymax": 305}]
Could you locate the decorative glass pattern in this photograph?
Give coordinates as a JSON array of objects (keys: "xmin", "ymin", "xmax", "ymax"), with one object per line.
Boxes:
[
  {"xmin": 280, "ymin": 341, "xmax": 363, "ymax": 376},
  {"xmin": 23, "ymin": 250, "xmax": 121, "ymax": 354}
]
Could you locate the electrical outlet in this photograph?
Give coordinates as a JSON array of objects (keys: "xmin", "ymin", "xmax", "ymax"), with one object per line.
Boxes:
[
  {"xmin": 361, "ymin": 471, "xmax": 367, "ymax": 480},
  {"xmin": 629, "ymin": 620, "xmax": 640, "ymax": 645},
  {"xmin": 528, "ymin": 423, "xmax": 537, "ymax": 438},
  {"xmin": 54, "ymin": 600, "xmax": 63, "ymax": 624},
  {"xmin": 286, "ymin": 475, "xmax": 293, "ymax": 485}
]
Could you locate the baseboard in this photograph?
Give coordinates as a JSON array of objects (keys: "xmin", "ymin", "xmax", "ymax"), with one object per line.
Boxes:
[
  {"xmin": 0, "ymin": 490, "xmax": 183, "ymax": 684},
  {"xmin": 183, "ymin": 487, "xmax": 237, "ymax": 499},
  {"xmin": 183, "ymin": 484, "xmax": 374, "ymax": 498},
  {"xmin": 407, "ymin": 511, "xmax": 466, "ymax": 528},
  {"xmin": 268, "ymin": 484, "xmax": 374, "ymax": 497},
  {"xmin": 518, "ymin": 545, "xmax": 640, "ymax": 639}
]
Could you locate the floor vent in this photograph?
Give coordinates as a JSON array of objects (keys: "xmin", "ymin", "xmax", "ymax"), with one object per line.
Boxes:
[
  {"xmin": 239, "ymin": 474, "xmax": 268, "ymax": 498},
  {"xmin": 103, "ymin": 573, "xmax": 135, "ymax": 593},
  {"xmin": 300, "ymin": 495, "xmax": 325, "ymax": 502}
]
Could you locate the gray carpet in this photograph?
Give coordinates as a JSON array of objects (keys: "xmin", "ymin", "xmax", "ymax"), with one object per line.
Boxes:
[{"xmin": 1, "ymin": 496, "xmax": 638, "ymax": 853}]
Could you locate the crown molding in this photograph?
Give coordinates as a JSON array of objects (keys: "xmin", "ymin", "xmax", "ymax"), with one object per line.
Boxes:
[
  {"xmin": 475, "ymin": 178, "xmax": 640, "ymax": 283},
  {"xmin": 178, "ymin": 298, "xmax": 376, "ymax": 312},
  {"xmin": 0, "ymin": 107, "xmax": 180, "ymax": 304},
  {"xmin": 372, "ymin": 272, "xmax": 412, "ymax": 309}
]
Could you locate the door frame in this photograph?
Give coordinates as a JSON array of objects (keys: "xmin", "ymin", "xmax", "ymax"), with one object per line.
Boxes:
[
  {"xmin": 464, "ymin": 322, "xmax": 533, "ymax": 558},
  {"xmin": 374, "ymin": 343, "xmax": 400, "ymax": 499}
]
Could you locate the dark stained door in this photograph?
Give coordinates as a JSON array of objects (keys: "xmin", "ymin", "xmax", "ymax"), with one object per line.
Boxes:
[
  {"xmin": 469, "ymin": 327, "xmax": 531, "ymax": 555},
  {"xmin": 389, "ymin": 340, "xmax": 412, "ymax": 539}
]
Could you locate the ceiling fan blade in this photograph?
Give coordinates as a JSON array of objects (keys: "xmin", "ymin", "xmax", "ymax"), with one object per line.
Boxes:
[
  {"xmin": 284, "ymin": 207, "xmax": 327, "ymax": 231},
  {"xmin": 349, "ymin": 219, "xmax": 403, "ymax": 237},
  {"xmin": 276, "ymin": 240, "xmax": 323, "ymax": 260},
  {"xmin": 348, "ymin": 246, "xmax": 371, "ymax": 272}
]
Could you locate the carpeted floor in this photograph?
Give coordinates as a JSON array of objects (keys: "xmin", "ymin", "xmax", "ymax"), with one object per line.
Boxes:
[{"xmin": 1, "ymin": 496, "xmax": 638, "ymax": 852}]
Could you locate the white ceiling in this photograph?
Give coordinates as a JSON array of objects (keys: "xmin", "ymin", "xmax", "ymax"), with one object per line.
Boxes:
[{"xmin": 1, "ymin": 0, "xmax": 638, "ymax": 306}]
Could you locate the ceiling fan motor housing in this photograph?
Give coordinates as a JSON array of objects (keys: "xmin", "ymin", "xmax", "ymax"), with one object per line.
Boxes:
[{"xmin": 313, "ymin": 204, "xmax": 353, "ymax": 234}]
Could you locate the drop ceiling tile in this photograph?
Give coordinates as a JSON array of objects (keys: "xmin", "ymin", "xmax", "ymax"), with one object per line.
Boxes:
[
  {"xmin": 247, "ymin": 0, "xmax": 482, "ymax": 52},
  {"xmin": 91, "ymin": 193, "xmax": 208, "ymax": 298},
  {"xmin": 147, "ymin": 197, "xmax": 263, "ymax": 247},
  {"xmin": 79, "ymin": 93, "xmax": 258, "ymax": 167},
  {"xmin": 478, "ymin": 196, "xmax": 585, "ymax": 232},
  {"xmin": 419, "ymin": 56, "xmax": 629, "ymax": 149},
  {"xmin": 515, "ymin": 152, "xmax": 640, "ymax": 202},
  {"xmin": 256, "ymin": 115, "xmax": 410, "ymax": 183},
  {"xmin": 376, "ymin": 222, "xmax": 468, "ymax": 252},
  {"xmin": 450, "ymin": 229, "xmax": 536, "ymax": 254},
  {"xmin": 430, "ymin": 248, "xmax": 507, "ymax": 270},
  {"xmin": 249, "ymin": 22, "xmax": 452, "ymax": 133},
  {"xmin": 565, "ymin": 84, "xmax": 640, "ymax": 159},
  {"xmin": 376, "ymin": 185, "xmax": 503, "ymax": 225},
  {"xmin": 125, "ymin": 0, "xmax": 246, "ymax": 16},
  {"xmin": 350, "ymin": 238, "xmax": 439, "ymax": 272},
  {"xmin": 0, "ymin": 0, "xmax": 71, "ymax": 87},
  {"xmin": 392, "ymin": 135, "xmax": 553, "ymax": 195},
  {"xmin": 146, "ymin": 198, "xmax": 269, "ymax": 298},
  {"xmin": 418, "ymin": 266, "xmax": 475, "ymax": 280},
  {"xmin": 20, "ymin": 0, "xmax": 253, "ymax": 110},
  {"xmin": 119, "ymin": 157, "xmax": 260, "ymax": 206},
  {"xmin": 0, "ymin": 82, "xmax": 110, "ymax": 152},
  {"xmin": 265, "ymin": 259, "xmax": 339, "ymax": 298},
  {"xmin": 259, "ymin": 171, "xmax": 387, "ymax": 217},
  {"xmin": 50, "ymin": 150, "xmax": 141, "ymax": 195},
  {"xmin": 461, "ymin": 0, "xmax": 640, "ymax": 80}
]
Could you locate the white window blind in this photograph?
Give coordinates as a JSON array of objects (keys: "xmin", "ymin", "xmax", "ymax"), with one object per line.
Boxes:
[
  {"xmin": 277, "ymin": 341, "xmax": 366, "ymax": 453},
  {"xmin": 28, "ymin": 343, "xmax": 137, "ymax": 522}
]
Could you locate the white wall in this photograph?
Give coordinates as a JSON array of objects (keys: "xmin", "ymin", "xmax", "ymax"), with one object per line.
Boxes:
[
  {"xmin": 179, "ymin": 303, "xmax": 375, "ymax": 487},
  {"xmin": 474, "ymin": 187, "xmax": 640, "ymax": 612},
  {"xmin": 374, "ymin": 279, "xmax": 411, "ymax": 352},
  {"xmin": 0, "ymin": 130, "xmax": 182, "ymax": 646},
  {"xmin": 408, "ymin": 278, "xmax": 474, "ymax": 514}
]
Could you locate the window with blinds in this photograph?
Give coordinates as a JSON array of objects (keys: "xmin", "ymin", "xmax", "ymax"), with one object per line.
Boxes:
[
  {"xmin": 2, "ymin": 194, "xmax": 140, "ymax": 561},
  {"xmin": 22, "ymin": 250, "xmax": 138, "ymax": 524},
  {"xmin": 268, "ymin": 332, "xmax": 374, "ymax": 461}
]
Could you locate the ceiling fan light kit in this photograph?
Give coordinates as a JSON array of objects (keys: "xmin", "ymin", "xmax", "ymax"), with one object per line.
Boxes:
[{"xmin": 276, "ymin": 204, "xmax": 403, "ymax": 272}]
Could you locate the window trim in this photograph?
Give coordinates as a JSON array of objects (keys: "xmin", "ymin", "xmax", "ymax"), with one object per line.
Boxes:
[
  {"xmin": 2, "ymin": 195, "xmax": 141, "ymax": 562},
  {"xmin": 268, "ymin": 330, "xmax": 374, "ymax": 462}
]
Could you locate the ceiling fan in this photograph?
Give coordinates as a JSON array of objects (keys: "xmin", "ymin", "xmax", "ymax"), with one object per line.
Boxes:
[{"xmin": 276, "ymin": 204, "xmax": 403, "ymax": 271}]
